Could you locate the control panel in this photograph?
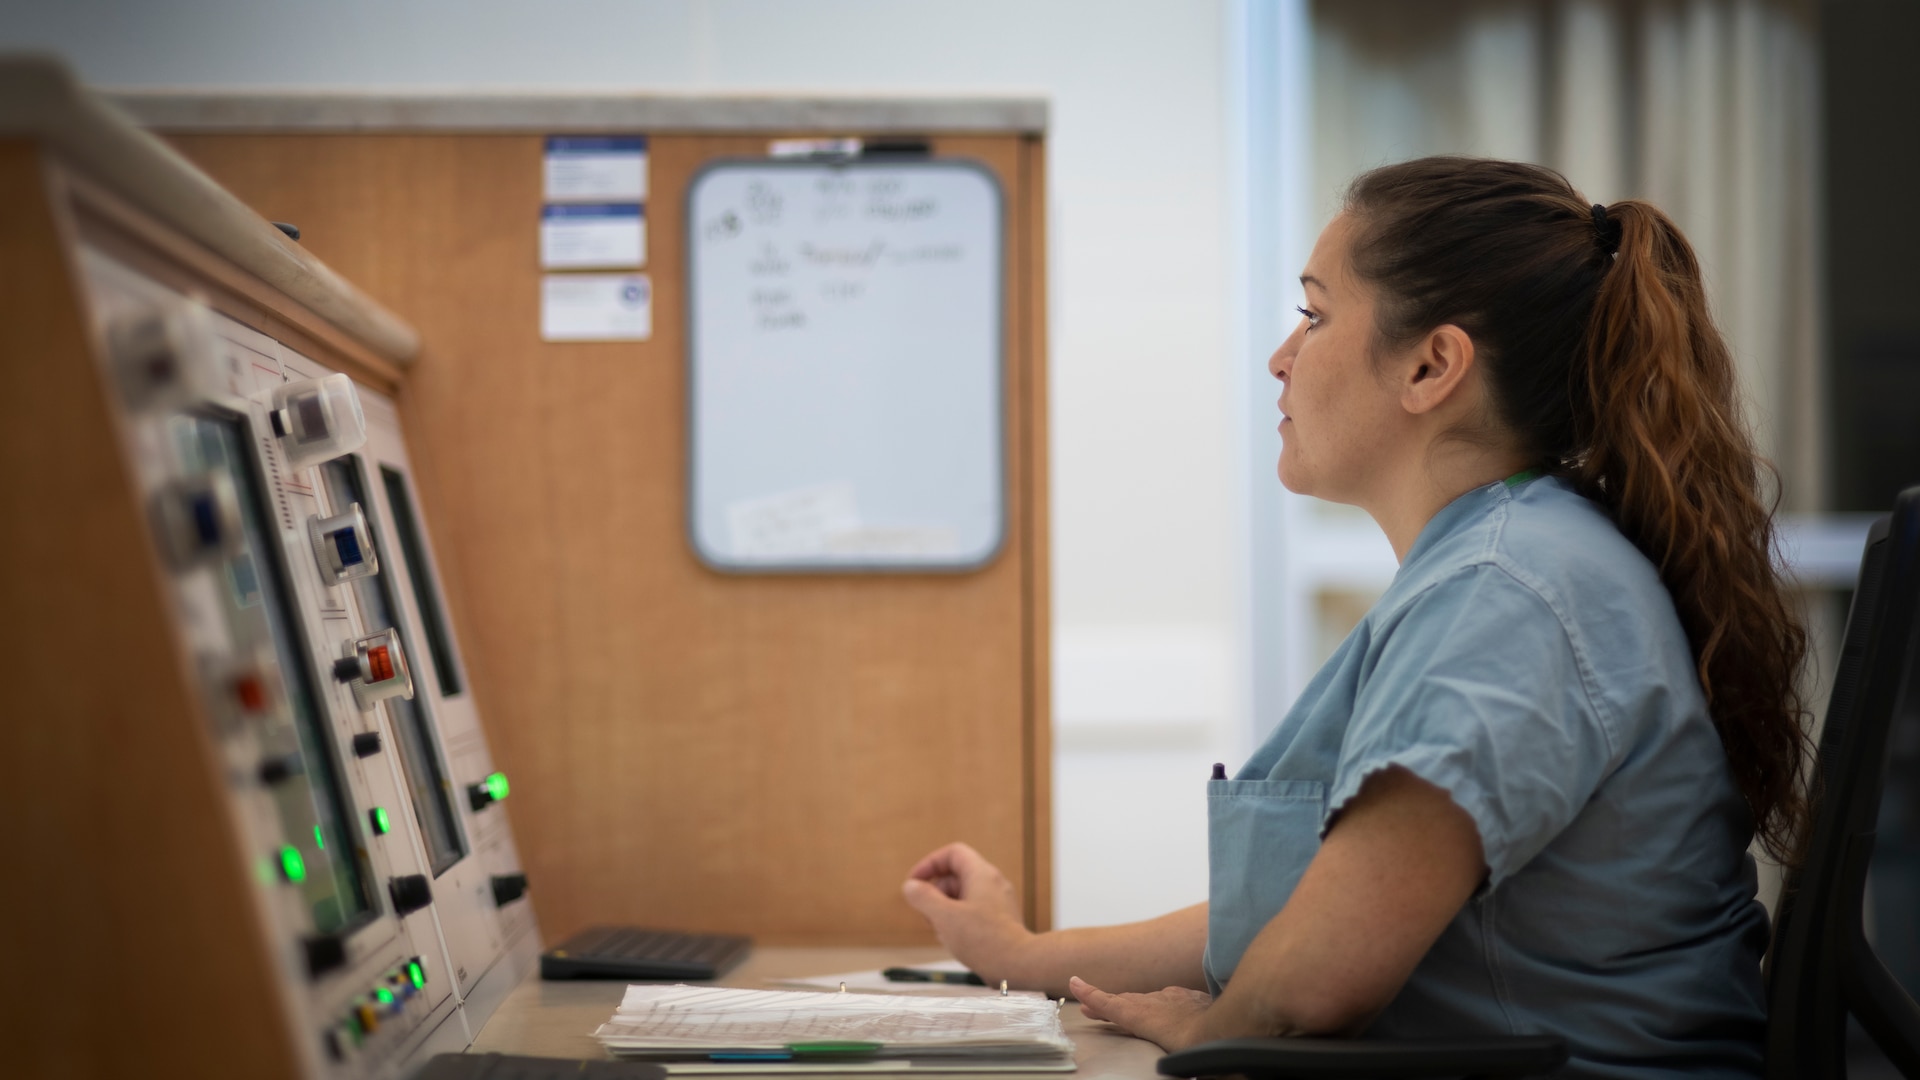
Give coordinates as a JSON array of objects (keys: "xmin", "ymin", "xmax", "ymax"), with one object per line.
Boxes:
[{"xmin": 78, "ymin": 248, "xmax": 539, "ymax": 1078}]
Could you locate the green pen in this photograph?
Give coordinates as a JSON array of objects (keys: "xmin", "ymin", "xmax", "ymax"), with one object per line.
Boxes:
[{"xmin": 787, "ymin": 1041, "xmax": 883, "ymax": 1057}]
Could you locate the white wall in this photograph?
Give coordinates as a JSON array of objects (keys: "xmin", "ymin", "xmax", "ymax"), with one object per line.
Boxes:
[{"xmin": 0, "ymin": 0, "xmax": 1245, "ymax": 930}]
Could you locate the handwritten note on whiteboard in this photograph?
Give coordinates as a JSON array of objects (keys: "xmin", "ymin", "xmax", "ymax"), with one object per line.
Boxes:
[{"xmin": 686, "ymin": 160, "xmax": 1005, "ymax": 572}]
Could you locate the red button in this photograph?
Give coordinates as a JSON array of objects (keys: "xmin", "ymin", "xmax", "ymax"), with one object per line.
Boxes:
[
  {"xmin": 234, "ymin": 674, "xmax": 267, "ymax": 712},
  {"xmin": 366, "ymin": 646, "xmax": 394, "ymax": 683}
]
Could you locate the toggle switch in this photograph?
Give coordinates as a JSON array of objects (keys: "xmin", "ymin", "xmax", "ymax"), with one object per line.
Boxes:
[
  {"xmin": 335, "ymin": 630, "xmax": 413, "ymax": 712},
  {"xmin": 388, "ymin": 873, "xmax": 432, "ymax": 917},
  {"xmin": 491, "ymin": 873, "xmax": 529, "ymax": 907},
  {"xmin": 154, "ymin": 472, "xmax": 242, "ymax": 569},
  {"xmin": 351, "ymin": 731, "xmax": 382, "ymax": 757},
  {"xmin": 270, "ymin": 373, "xmax": 367, "ymax": 471},
  {"xmin": 307, "ymin": 504, "xmax": 378, "ymax": 585}
]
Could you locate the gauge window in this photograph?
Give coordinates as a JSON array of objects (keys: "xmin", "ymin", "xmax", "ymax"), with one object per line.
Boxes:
[
  {"xmin": 322, "ymin": 459, "xmax": 467, "ymax": 876},
  {"xmin": 191, "ymin": 414, "xmax": 371, "ymax": 933},
  {"xmin": 379, "ymin": 466, "xmax": 464, "ymax": 698}
]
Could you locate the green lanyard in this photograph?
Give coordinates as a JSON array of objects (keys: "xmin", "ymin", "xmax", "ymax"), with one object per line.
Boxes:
[{"xmin": 1504, "ymin": 467, "xmax": 1543, "ymax": 488}]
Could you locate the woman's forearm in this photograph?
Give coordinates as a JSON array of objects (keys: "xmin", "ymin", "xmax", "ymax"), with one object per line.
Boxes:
[{"xmin": 1009, "ymin": 902, "xmax": 1209, "ymax": 997}]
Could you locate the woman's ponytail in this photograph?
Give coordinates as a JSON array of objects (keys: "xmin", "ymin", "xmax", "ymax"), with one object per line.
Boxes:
[
  {"xmin": 1576, "ymin": 201, "xmax": 1811, "ymax": 865},
  {"xmin": 1345, "ymin": 158, "xmax": 1811, "ymax": 865}
]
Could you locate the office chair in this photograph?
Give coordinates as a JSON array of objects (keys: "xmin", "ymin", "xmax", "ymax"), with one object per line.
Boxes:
[{"xmin": 1159, "ymin": 485, "xmax": 1920, "ymax": 1080}]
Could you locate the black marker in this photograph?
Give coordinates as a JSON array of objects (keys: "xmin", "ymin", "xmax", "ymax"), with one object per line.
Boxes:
[{"xmin": 882, "ymin": 966, "xmax": 986, "ymax": 986}]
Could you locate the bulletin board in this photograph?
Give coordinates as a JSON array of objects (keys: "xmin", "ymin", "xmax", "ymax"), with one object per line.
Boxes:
[{"xmin": 686, "ymin": 158, "xmax": 1005, "ymax": 572}]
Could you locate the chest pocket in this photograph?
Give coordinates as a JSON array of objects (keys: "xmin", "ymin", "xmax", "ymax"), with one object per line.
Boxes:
[{"xmin": 1204, "ymin": 778, "xmax": 1326, "ymax": 994}]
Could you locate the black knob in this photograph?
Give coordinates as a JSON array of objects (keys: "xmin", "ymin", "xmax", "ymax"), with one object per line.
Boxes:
[
  {"xmin": 333, "ymin": 656, "xmax": 364, "ymax": 683},
  {"xmin": 352, "ymin": 731, "xmax": 382, "ymax": 757},
  {"xmin": 272, "ymin": 221, "xmax": 301, "ymax": 241},
  {"xmin": 258, "ymin": 755, "xmax": 300, "ymax": 785},
  {"xmin": 467, "ymin": 782, "xmax": 494, "ymax": 812},
  {"xmin": 388, "ymin": 874, "xmax": 432, "ymax": 917},
  {"xmin": 303, "ymin": 933, "xmax": 347, "ymax": 978},
  {"xmin": 491, "ymin": 873, "xmax": 529, "ymax": 907}
]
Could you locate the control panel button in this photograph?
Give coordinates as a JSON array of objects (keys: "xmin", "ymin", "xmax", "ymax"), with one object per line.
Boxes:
[
  {"xmin": 307, "ymin": 504, "xmax": 378, "ymax": 585},
  {"xmin": 368, "ymin": 806, "xmax": 391, "ymax": 835},
  {"xmin": 270, "ymin": 372, "xmax": 367, "ymax": 470},
  {"xmin": 154, "ymin": 473, "xmax": 242, "ymax": 568},
  {"xmin": 334, "ymin": 629, "xmax": 413, "ymax": 711},
  {"xmin": 354, "ymin": 1001, "xmax": 379, "ymax": 1035},
  {"xmin": 388, "ymin": 873, "xmax": 432, "ymax": 917},
  {"xmin": 491, "ymin": 873, "xmax": 529, "ymax": 907},
  {"xmin": 303, "ymin": 934, "xmax": 347, "ymax": 979},
  {"xmin": 257, "ymin": 754, "xmax": 301, "ymax": 785},
  {"xmin": 278, "ymin": 845, "xmax": 307, "ymax": 884},
  {"xmin": 107, "ymin": 301, "xmax": 220, "ymax": 410},
  {"xmin": 351, "ymin": 731, "xmax": 382, "ymax": 757}
]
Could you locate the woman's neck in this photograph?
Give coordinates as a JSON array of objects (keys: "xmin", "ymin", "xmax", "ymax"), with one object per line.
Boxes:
[{"xmin": 1361, "ymin": 444, "xmax": 1532, "ymax": 562}]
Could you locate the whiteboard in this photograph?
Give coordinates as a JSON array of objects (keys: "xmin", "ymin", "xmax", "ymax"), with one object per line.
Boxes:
[{"xmin": 687, "ymin": 159, "xmax": 1005, "ymax": 572}]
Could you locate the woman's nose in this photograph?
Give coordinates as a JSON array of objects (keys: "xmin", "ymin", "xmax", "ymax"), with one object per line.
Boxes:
[{"xmin": 1269, "ymin": 319, "xmax": 1306, "ymax": 380}]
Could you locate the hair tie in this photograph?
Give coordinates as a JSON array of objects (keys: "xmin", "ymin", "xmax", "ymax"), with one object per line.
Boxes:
[{"xmin": 1591, "ymin": 203, "xmax": 1622, "ymax": 256}]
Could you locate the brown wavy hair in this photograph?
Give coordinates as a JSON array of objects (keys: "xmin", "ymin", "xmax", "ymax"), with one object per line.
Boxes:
[{"xmin": 1343, "ymin": 156, "xmax": 1811, "ymax": 864}]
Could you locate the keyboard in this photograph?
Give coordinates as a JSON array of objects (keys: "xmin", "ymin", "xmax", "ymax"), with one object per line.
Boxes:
[{"xmin": 539, "ymin": 925, "xmax": 753, "ymax": 981}]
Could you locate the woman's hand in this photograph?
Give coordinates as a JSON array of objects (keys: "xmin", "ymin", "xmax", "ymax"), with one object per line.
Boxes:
[
  {"xmin": 1070, "ymin": 976, "xmax": 1213, "ymax": 1053},
  {"xmin": 901, "ymin": 842, "xmax": 1033, "ymax": 984}
]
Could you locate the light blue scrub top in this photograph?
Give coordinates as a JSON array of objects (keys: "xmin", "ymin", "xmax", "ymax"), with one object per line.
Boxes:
[{"xmin": 1206, "ymin": 475, "xmax": 1770, "ymax": 1078}]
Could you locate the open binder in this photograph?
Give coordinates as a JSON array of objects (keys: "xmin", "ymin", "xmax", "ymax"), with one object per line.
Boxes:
[{"xmin": 593, "ymin": 985, "xmax": 1075, "ymax": 1073}]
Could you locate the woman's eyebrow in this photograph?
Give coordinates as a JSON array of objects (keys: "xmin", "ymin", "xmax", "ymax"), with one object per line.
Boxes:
[{"xmin": 1300, "ymin": 274, "xmax": 1328, "ymax": 296}]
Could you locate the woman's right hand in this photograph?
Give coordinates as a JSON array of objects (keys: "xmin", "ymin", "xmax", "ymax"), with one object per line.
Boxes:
[{"xmin": 901, "ymin": 842, "xmax": 1034, "ymax": 984}]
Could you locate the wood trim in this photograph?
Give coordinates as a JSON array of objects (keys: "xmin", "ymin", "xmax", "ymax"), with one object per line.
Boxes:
[
  {"xmin": 0, "ymin": 58, "xmax": 420, "ymax": 363},
  {"xmin": 1018, "ymin": 135, "xmax": 1054, "ymax": 933},
  {"xmin": 55, "ymin": 164, "xmax": 405, "ymax": 396},
  {"xmin": 112, "ymin": 90, "xmax": 1049, "ymax": 135}
]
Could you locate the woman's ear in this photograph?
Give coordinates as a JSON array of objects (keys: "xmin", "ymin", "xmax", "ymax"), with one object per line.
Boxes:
[{"xmin": 1400, "ymin": 324, "xmax": 1476, "ymax": 415}]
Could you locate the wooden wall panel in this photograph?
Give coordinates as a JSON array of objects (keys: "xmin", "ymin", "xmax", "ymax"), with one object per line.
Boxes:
[{"xmin": 164, "ymin": 131, "xmax": 1049, "ymax": 944}]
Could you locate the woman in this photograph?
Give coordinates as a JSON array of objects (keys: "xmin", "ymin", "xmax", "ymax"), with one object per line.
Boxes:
[{"xmin": 901, "ymin": 157, "xmax": 1810, "ymax": 1078}]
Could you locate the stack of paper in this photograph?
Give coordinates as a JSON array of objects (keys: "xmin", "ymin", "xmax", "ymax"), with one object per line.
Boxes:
[{"xmin": 592, "ymin": 985, "xmax": 1076, "ymax": 1073}]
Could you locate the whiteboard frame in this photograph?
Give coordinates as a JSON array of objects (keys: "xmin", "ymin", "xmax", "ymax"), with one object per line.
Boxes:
[{"xmin": 684, "ymin": 156, "xmax": 1009, "ymax": 575}]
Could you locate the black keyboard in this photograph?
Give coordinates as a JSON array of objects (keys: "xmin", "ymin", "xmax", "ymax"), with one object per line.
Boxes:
[{"xmin": 539, "ymin": 925, "xmax": 752, "ymax": 981}]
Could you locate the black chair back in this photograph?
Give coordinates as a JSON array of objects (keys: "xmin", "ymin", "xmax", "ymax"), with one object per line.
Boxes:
[{"xmin": 1766, "ymin": 486, "xmax": 1920, "ymax": 1078}]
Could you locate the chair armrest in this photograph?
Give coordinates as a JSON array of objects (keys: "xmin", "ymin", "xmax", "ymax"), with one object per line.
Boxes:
[{"xmin": 1156, "ymin": 1034, "xmax": 1569, "ymax": 1078}]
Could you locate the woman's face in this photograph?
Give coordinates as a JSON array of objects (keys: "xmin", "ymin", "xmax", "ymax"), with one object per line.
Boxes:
[{"xmin": 1268, "ymin": 213, "xmax": 1414, "ymax": 503}]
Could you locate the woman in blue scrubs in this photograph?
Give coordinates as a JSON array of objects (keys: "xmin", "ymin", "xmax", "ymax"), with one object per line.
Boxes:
[{"xmin": 902, "ymin": 157, "xmax": 1811, "ymax": 1078}]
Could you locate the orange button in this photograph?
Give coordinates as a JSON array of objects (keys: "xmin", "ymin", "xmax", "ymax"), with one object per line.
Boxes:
[
  {"xmin": 356, "ymin": 1003, "xmax": 379, "ymax": 1034},
  {"xmin": 366, "ymin": 646, "xmax": 394, "ymax": 683}
]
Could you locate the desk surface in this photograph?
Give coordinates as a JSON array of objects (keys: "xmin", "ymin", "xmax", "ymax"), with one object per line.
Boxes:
[{"xmin": 469, "ymin": 946, "xmax": 1165, "ymax": 1080}]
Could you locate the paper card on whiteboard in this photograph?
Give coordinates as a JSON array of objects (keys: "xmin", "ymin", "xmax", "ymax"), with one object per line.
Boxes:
[
  {"xmin": 544, "ymin": 135, "xmax": 648, "ymax": 202},
  {"xmin": 728, "ymin": 484, "xmax": 861, "ymax": 559},
  {"xmin": 541, "ymin": 273, "xmax": 652, "ymax": 341},
  {"xmin": 541, "ymin": 203, "xmax": 646, "ymax": 269}
]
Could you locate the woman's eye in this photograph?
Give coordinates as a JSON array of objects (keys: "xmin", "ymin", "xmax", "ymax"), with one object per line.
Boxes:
[{"xmin": 1295, "ymin": 305, "xmax": 1321, "ymax": 329}]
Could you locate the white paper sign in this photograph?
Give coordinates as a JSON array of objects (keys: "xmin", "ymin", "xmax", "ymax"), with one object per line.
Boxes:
[
  {"xmin": 541, "ymin": 203, "xmax": 646, "ymax": 269},
  {"xmin": 541, "ymin": 273, "xmax": 652, "ymax": 341},
  {"xmin": 544, "ymin": 135, "xmax": 648, "ymax": 202}
]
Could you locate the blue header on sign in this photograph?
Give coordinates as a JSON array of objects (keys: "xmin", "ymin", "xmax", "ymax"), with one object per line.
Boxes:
[
  {"xmin": 545, "ymin": 135, "xmax": 648, "ymax": 154},
  {"xmin": 541, "ymin": 203, "xmax": 645, "ymax": 219}
]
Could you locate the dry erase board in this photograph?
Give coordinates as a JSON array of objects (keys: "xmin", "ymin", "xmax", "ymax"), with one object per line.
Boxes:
[{"xmin": 686, "ymin": 159, "xmax": 1005, "ymax": 571}]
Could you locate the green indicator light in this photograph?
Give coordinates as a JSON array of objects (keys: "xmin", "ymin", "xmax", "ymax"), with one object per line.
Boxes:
[
  {"xmin": 484, "ymin": 771, "xmax": 510, "ymax": 801},
  {"xmin": 278, "ymin": 845, "xmax": 307, "ymax": 883},
  {"xmin": 374, "ymin": 987, "xmax": 394, "ymax": 1005},
  {"xmin": 370, "ymin": 806, "xmax": 390, "ymax": 835},
  {"xmin": 407, "ymin": 960, "xmax": 425, "ymax": 989},
  {"xmin": 313, "ymin": 824, "xmax": 325, "ymax": 850}
]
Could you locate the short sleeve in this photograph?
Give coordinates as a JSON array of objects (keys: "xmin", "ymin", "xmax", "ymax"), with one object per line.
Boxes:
[{"xmin": 1325, "ymin": 562, "xmax": 1617, "ymax": 887}]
